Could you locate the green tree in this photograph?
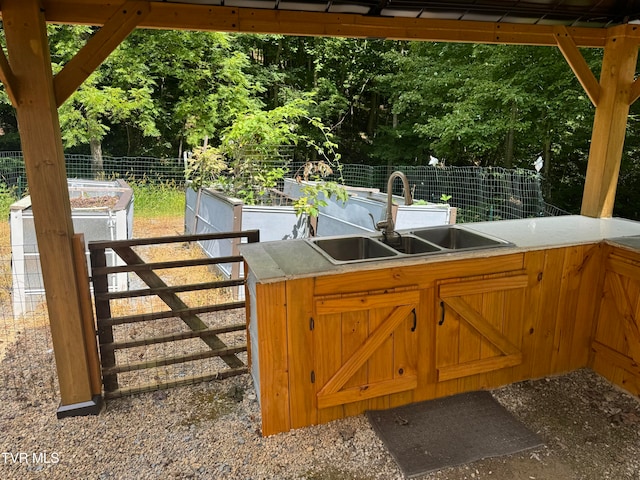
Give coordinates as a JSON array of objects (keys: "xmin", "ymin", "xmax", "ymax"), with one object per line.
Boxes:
[
  {"xmin": 377, "ymin": 43, "xmax": 596, "ymax": 170},
  {"xmin": 51, "ymin": 25, "xmax": 160, "ymax": 173},
  {"xmin": 187, "ymin": 95, "xmax": 343, "ymax": 205}
]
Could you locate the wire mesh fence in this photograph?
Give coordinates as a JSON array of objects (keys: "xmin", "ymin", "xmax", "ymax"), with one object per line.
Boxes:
[
  {"xmin": 0, "ymin": 220, "xmax": 250, "ymax": 404},
  {"xmin": 0, "ymin": 239, "xmax": 59, "ymax": 407},
  {"xmin": 0, "ymin": 151, "xmax": 186, "ymax": 197},
  {"xmin": 287, "ymin": 161, "xmax": 567, "ymax": 222},
  {"xmin": 90, "ymin": 231, "xmax": 253, "ymax": 399},
  {"xmin": 0, "ymin": 152, "xmax": 567, "ymax": 222}
]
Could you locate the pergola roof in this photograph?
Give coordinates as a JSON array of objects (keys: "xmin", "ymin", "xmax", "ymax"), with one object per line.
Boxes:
[
  {"xmin": 32, "ymin": 0, "xmax": 640, "ymax": 49},
  {"xmin": 168, "ymin": 0, "xmax": 640, "ymax": 28}
]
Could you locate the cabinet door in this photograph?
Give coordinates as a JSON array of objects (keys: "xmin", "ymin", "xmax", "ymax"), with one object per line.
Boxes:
[
  {"xmin": 436, "ymin": 273, "xmax": 528, "ymax": 382},
  {"xmin": 313, "ymin": 289, "xmax": 420, "ymax": 409},
  {"xmin": 592, "ymin": 250, "xmax": 640, "ymax": 385}
]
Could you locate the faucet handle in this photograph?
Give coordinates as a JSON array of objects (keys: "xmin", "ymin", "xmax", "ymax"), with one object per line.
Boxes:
[{"xmin": 368, "ymin": 213, "xmax": 386, "ymax": 231}]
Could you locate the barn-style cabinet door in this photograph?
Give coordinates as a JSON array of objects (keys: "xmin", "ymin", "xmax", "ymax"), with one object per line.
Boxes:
[
  {"xmin": 435, "ymin": 272, "xmax": 528, "ymax": 388},
  {"xmin": 592, "ymin": 247, "xmax": 640, "ymax": 394},
  {"xmin": 312, "ymin": 288, "xmax": 421, "ymax": 411}
]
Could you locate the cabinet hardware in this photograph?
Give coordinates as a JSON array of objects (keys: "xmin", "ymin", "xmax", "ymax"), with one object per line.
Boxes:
[
  {"xmin": 411, "ymin": 308, "xmax": 417, "ymax": 332},
  {"xmin": 439, "ymin": 301, "xmax": 445, "ymax": 325},
  {"xmin": 309, "ymin": 317, "xmax": 314, "ymax": 331},
  {"xmin": 310, "ymin": 370, "xmax": 315, "ymax": 383}
]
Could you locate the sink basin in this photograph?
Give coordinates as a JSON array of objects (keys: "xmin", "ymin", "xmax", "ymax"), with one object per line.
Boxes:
[
  {"xmin": 307, "ymin": 227, "xmax": 513, "ymax": 264},
  {"xmin": 379, "ymin": 234, "xmax": 442, "ymax": 255},
  {"xmin": 411, "ymin": 226, "xmax": 513, "ymax": 250},
  {"xmin": 309, "ymin": 236, "xmax": 398, "ymax": 263}
]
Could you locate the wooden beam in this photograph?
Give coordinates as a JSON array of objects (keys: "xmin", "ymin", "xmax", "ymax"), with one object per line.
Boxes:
[
  {"xmin": 581, "ymin": 29, "xmax": 639, "ymax": 218},
  {"xmin": 553, "ymin": 26, "xmax": 600, "ymax": 106},
  {"xmin": 2, "ymin": 0, "xmax": 100, "ymax": 413},
  {"xmin": 36, "ymin": 1, "xmax": 612, "ymax": 47},
  {"xmin": 437, "ymin": 354, "xmax": 521, "ymax": 381},
  {"xmin": 439, "ymin": 274, "xmax": 528, "ymax": 298},
  {"xmin": 53, "ymin": 0, "xmax": 150, "ymax": 106},
  {"xmin": 0, "ymin": 47, "xmax": 19, "ymax": 106},
  {"xmin": 317, "ymin": 375, "xmax": 417, "ymax": 409},
  {"xmin": 315, "ymin": 290, "xmax": 420, "ymax": 315},
  {"xmin": 605, "ymin": 273, "xmax": 640, "ymax": 364},
  {"xmin": 592, "ymin": 340, "xmax": 640, "ymax": 377},
  {"xmin": 442, "ymin": 297, "xmax": 520, "ymax": 355}
]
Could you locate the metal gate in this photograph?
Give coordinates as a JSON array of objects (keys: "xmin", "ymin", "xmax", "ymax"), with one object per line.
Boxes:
[{"xmin": 89, "ymin": 230, "xmax": 259, "ymax": 399}]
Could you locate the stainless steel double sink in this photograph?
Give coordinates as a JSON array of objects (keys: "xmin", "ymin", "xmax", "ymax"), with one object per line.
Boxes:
[{"xmin": 306, "ymin": 225, "xmax": 514, "ymax": 264}]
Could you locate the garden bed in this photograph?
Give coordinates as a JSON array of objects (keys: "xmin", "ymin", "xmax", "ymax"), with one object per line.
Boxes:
[{"xmin": 9, "ymin": 178, "xmax": 133, "ymax": 316}]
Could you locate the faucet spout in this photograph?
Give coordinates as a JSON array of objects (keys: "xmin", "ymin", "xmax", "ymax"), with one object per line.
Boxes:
[{"xmin": 375, "ymin": 171, "xmax": 413, "ymax": 244}]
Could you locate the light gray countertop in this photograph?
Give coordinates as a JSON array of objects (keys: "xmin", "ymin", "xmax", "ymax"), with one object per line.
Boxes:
[
  {"xmin": 240, "ymin": 215, "xmax": 640, "ymax": 283},
  {"xmin": 607, "ymin": 235, "xmax": 640, "ymax": 251},
  {"xmin": 463, "ymin": 215, "xmax": 640, "ymax": 248}
]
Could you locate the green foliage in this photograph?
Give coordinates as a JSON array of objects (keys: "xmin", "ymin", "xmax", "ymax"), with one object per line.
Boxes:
[
  {"xmin": 293, "ymin": 180, "xmax": 349, "ymax": 217},
  {"xmin": 130, "ymin": 178, "xmax": 185, "ymax": 217},
  {"xmin": 221, "ymin": 97, "xmax": 311, "ymax": 157},
  {"xmin": 378, "ymin": 43, "xmax": 585, "ymax": 167},
  {"xmin": 292, "ymin": 160, "xmax": 348, "ymax": 218},
  {"xmin": 186, "ymin": 95, "xmax": 344, "ymax": 207},
  {"xmin": 205, "ymin": 97, "xmax": 316, "ymax": 204},
  {"xmin": 185, "ymin": 145, "xmax": 227, "ymax": 192},
  {"xmin": 52, "ymin": 26, "xmax": 160, "ymax": 157},
  {"xmin": 0, "ymin": 183, "xmax": 18, "ymax": 219}
]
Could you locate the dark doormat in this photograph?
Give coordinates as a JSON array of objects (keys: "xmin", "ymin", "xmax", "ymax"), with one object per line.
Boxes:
[{"xmin": 366, "ymin": 391, "xmax": 543, "ymax": 478}]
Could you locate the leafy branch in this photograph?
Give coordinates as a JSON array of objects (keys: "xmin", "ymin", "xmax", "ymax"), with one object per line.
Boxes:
[{"xmin": 292, "ymin": 160, "xmax": 349, "ymax": 218}]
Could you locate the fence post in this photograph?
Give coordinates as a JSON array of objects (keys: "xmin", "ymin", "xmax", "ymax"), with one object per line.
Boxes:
[{"xmin": 90, "ymin": 246, "xmax": 119, "ymax": 393}]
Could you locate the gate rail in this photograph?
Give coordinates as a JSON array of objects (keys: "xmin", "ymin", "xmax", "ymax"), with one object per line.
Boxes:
[{"xmin": 89, "ymin": 230, "xmax": 259, "ymax": 399}]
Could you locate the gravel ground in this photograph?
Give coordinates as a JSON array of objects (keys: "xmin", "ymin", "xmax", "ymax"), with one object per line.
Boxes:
[
  {"xmin": 1, "ymin": 362, "xmax": 640, "ymax": 480},
  {"xmin": 2, "ymin": 218, "xmax": 640, "ymax": 479}
]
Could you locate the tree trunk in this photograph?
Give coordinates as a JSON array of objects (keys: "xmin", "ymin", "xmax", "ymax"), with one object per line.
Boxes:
[
  {"xmin": 541, "ymin": 135, "xmax": 552, "ymax": 198},
  {"xmin": 367, "ymin": 91, "xmax": 379, "ymax": 137},
  {"xmin": 90, "ymin": 137, "xmax": 103, "ymax": 178},
  {"xmin": 504, "ymin": 102, "xmax": 517, "ymax": 169},
  {"xmin": 543, "ymin": 137, "xmax": 551, "ymax": 179}
]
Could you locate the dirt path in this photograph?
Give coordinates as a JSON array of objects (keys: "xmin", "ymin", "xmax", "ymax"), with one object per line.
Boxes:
[{"xmin": 133, "ymin": 215, "xmax": 184, "ymax": 238}]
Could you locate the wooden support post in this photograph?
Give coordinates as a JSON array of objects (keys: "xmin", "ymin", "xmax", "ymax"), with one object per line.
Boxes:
[
  {"xmin": 2, "ymin": 0, "xmax": 102, "ymax": 416},
  {"xmin": 581, "ymin": 28, "xmax": 639, "ymax": 218}
]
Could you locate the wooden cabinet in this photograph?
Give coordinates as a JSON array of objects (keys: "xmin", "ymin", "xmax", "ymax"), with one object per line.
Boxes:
[{"xmin": 247, "ymin": 244, "xmax": 603, "ymax": 435}]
